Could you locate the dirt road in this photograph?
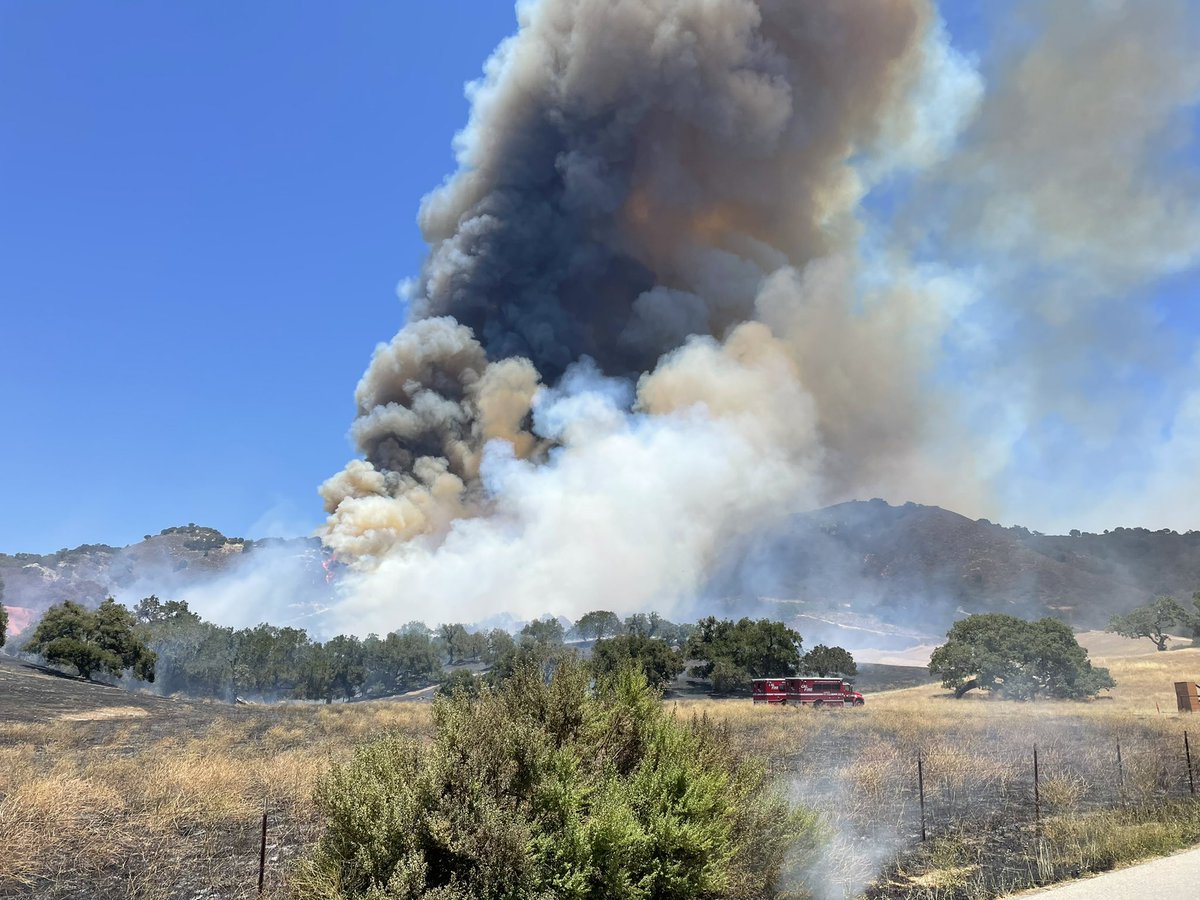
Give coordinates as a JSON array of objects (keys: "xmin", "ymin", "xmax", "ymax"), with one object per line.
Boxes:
[{"xmin": 1016, "ymin": 846, "xmax": 1200, "ymax": 898}]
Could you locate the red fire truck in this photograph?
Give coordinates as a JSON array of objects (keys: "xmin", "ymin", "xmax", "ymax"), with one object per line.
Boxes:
[{"xmin": 751, "ymin": 677, "xmax": 864, "ymax": 707}]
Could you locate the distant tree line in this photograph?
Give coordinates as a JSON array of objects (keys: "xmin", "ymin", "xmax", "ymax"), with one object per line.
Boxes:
[
  {"xmin": 130, "ymin": 597, "xmax": 483, "ymax": 702},
  {"xmin": 16, "ymin": 596, "xmax": 859, "ymax": 703},
  {"xmin": 569, "ymin": 611, "xmax": 859, "ymax": 693}
]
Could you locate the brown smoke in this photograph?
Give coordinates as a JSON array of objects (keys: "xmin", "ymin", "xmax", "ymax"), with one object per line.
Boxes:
[
  {"xmin": 319, "ymin": 0, "xmax": 1200, "ymax": 628},
  {"xmin": 323, "ymin": 0, "xmax": 941, "ymax": 561}
]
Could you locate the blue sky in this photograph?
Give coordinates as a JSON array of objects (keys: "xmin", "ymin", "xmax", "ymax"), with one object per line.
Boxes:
[{"xmin": 1, "ymin": 2, "xmax": 519, "ymax": 551}]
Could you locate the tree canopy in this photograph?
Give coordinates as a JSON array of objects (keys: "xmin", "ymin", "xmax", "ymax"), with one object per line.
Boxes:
[
  {"xmin": 573, "ymin": 609, "xmax": 623, "ymax": 642},
  {"xmin": 1107, "ymin": 596, "xmax": 1195, "ymax": 651},
  {"xmin": 802, "ymin": 645, "xmax": 858, "ymax": 678},
  {"xmin": 436, "ymin": 667, "xmax": 479, "ymax": 699},
  {"xmin": 685, "ymin": 617, "xmax": 805, "ymax": 692},
  {"xmin": 25, "ymin": 598, "xmax": 157, "ymax": 681},
  {"xmin": 520, "ymin": 617, "xmax": 566, "ymax": 646},
  {"xmin": 486, "ymin": 618, "xmax": 571, "ymax": 683},
  {"xmin": 590, "ymin": 633, "xmax": 683, "ymax": 687},
  {"xmin": 930, "ymin": 614, "xmax": 1114, "ymax": 700},
  {"xmin": 482, "ymin": 628, "xmax": 515, "ymax": 665},
  {"xmin": 438, "ymin": 623, "xmax": 486, "ymax": 665}
]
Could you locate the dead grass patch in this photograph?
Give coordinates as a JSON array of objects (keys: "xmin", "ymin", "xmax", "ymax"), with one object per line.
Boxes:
[
  {"xmin": 59, "ymin": 705, "xmax": 150, "ymax": 722},
  {"xmin": 0, "ymin": 696, "xmax": 432, "ymax": 898}
]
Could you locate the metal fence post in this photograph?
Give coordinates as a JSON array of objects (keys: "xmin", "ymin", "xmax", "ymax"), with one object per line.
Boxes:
[
  {"xmin": 259, "ymin": 807, "xmax": 268, "ymax": 894},
  {"xmin": 1116, "ymin": 738, "xmax": 1125, "ymax": 804},
  {"xmin": 1186, "ymin": 731, "xmax": 1196, "ymax": 797},
  {"xmin": 1033, "ymin": 745, "xmax": 1041, "ymax": 833},
  {"xmin": 918, "ymin": 750, "xmax": 927, "ymax": 842}
]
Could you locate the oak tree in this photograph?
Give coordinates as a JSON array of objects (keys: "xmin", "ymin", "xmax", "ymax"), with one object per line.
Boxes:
[
  {"xmin": 930, "ymin": 614, "xmax": 1113, "ymax": 700},
  {"xmin": 25, "ymin": 598, "xmax": 156, "ymax": 681},
  {"xmin": 1107, "ymin": 596, "xmax": 1193, "ymax": 651}
]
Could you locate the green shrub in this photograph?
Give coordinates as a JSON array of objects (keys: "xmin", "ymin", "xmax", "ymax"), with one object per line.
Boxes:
[{"xmin": 297, "ymin": 659, "xmax": 820, "ymax": 899}]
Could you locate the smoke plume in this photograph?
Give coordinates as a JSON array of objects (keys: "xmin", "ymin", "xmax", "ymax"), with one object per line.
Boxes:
[{"xmin": 319, "ymin": 0, "xmax": 1200, "ymax": 632}]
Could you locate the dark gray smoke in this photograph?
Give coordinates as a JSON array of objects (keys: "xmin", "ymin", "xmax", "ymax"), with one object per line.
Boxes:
[
  {"xmin": 323, "ymin": 0, "xmax": 942, "ymax": 568},
  {"xmin": 412, "ymin": 0, "xmax": 925, "ymax": 379}
]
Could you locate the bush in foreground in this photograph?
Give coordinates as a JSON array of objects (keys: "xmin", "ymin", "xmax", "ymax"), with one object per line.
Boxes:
[{"xmin": 297, "ymin": 660, "xmax": 819, "ymax": 899}]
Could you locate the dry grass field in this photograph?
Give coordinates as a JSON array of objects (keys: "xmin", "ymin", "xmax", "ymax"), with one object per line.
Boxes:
[
  {"xmin": 0, "ymin": 656, "xmax": 432, "ymax": 899},
  {"xmin": 667, "ymin": 634, "xmax": 1200, "ymax": 898},
  {"xmin": 2, "ymin": 634, "xmax": 1199, "ymax": 899}
]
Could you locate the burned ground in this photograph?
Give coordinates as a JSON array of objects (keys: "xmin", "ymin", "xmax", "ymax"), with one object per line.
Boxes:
[{"xmin": 0, "ymin": 655, "xmax": 257, "ymax": 739}]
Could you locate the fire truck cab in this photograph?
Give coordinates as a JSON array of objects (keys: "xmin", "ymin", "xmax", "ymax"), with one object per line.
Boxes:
[{"xmin": 751, "ymin": 676, "xmax": 864, "ymax": 707}]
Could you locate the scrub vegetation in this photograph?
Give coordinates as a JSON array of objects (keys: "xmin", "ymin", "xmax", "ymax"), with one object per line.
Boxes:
[{"xmin": 295, "ymin": 660, "xmax": 817, "ymax": 899}]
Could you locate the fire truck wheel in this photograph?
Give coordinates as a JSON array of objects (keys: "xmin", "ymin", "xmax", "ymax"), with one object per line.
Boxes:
[
  {"xmin": 811, "ymin": 700, "xmax": 824, "ymax": 708},
  {"xmin": 852, "ymin": 698, "xmax": 864, "ymax": 707}
]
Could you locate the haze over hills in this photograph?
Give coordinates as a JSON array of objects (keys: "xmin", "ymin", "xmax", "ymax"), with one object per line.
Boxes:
[
  {"xmin": 712, "ymin": 499, "xmax": 1197, "ymax": 639},
  {"xmin": 0, "ymin": 525, "xmax": 334, "ymax": 634},
  {"xmin": 4, "ymin": 501, "xmax": 1198, "ymax": 643}
]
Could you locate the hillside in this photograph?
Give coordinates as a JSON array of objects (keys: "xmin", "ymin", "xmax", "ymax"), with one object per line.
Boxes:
[
  {"xmin": 709, "ymin": 499, "xmax": 1200, "ymax": 639},
  {"xmin": 0, "ymin": 524, "xmax": 333, "ymax": 628}
]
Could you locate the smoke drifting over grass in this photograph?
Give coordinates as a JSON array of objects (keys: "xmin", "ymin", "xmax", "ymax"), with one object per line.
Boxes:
[{"xmin": 317, "ymin": 0, "xmax": 1200, "ymax": 633}]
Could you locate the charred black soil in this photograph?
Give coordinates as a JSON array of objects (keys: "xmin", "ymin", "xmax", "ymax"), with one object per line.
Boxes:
[{"xmin": 0, "ymin": 654, "xmax": 259, "ymax": 744}]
